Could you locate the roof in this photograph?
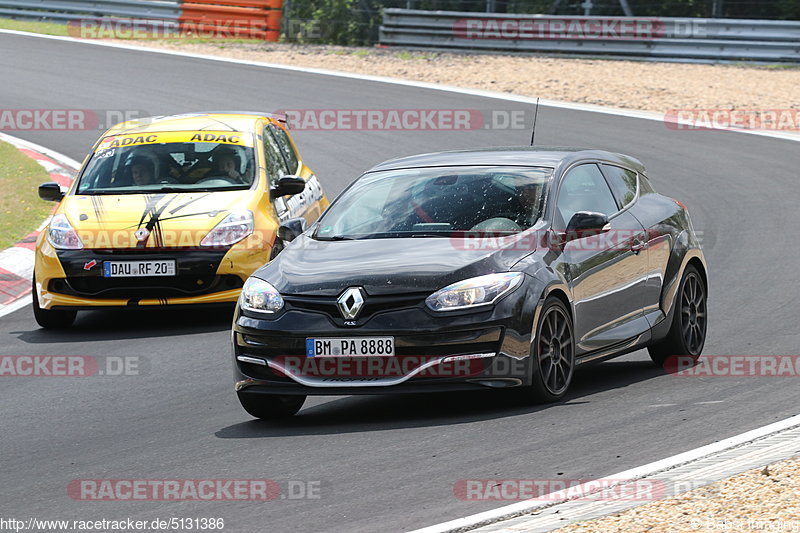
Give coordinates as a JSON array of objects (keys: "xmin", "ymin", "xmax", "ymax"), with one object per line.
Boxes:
[
  {"xmin": 367, "ymin": 147, "xmax": 646, "ymax": 174},
  {"xmin": 102, "ymin": 112, "xmax": 285, "ymax": 136}
]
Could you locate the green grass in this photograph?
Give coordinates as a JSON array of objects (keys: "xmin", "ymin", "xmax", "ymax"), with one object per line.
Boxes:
[
  {"xmin": 0, "ymin": 17, "xmax": 69, "ymax": 36},
  {"xmin": 0, "ymin": 141, "xmax": 55, "ymax": 249}
]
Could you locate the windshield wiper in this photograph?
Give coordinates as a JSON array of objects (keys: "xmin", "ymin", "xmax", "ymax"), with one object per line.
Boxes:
[
  {"xmin": 315, "ymin": 235, "xmax": 358, "ymax": 241},
  {"xmin": 409, "ymin": 232, "xmax": 452, "ymax": 238},
  {"xmin": 151, "ymin": 186, "xmax": 194, "ymax": 193}
]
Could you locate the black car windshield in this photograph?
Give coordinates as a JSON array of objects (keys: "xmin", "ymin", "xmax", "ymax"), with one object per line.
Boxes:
[
  {"xmin": 75, "ymin": 131, "xmax": 257, "ymax": 195},
  {"xmin": 314, "ymin": 165, "xmax": 552, "ymax": 240}
]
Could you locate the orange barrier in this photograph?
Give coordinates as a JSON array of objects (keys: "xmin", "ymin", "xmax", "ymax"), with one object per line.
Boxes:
[{"xmin": 180, "ymin": 0, "xmax": 282, "ymax": 41}]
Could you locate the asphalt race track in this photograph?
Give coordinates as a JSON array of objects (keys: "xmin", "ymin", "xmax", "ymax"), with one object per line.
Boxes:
[{"xmin": 1, "ymin": 32, "xmax": 799, "ymax": 532}]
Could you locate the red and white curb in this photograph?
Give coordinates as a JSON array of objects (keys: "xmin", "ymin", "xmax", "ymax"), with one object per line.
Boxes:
[{"xmin": 0, "ymin": 132, "xmax": 80, "ymax": 317}]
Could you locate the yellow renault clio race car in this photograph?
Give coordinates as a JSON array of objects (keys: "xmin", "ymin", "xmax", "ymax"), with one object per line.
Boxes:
[{"xmin": 33, "ymin": 112, "xmax": 329, "ymax": 328}]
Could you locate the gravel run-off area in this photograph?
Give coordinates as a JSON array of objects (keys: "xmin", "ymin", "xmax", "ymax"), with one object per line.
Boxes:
[
  {"xmin": 554, "ymin": 456, "xmax": 800, "ymax": 532},
  {"xmin": 122, "ymin": 41, "xmax": 800, "ymax": 115}
]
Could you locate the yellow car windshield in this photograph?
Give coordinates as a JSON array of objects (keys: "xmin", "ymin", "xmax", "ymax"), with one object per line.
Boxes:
[{"xmin": 76, "ymin": 133, "xmax": 256, "ymax": 194}]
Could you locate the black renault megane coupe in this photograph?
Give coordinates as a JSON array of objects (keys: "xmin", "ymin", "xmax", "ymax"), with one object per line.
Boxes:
[{"xmin": 231, "ymin": 147, "xmax": 708, "ymax": 418}]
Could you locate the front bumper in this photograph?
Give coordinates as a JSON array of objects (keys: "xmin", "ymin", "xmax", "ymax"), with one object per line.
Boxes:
[
  {"xmin": 34, "ymin": 238, "xmax": 268, "ymax": 309},
  {"xmin": 232, "ymin": 287, "xmax": 537, "ymax": 394}
]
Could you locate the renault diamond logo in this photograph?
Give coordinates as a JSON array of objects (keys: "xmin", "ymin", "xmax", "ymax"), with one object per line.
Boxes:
[
  {"xmin": 134, "ymin": 228, "xmax": 150, "ymax": 242},
  {"xmin": 337, "ymin": 287, "xmax": 365, "ymax": 320}
]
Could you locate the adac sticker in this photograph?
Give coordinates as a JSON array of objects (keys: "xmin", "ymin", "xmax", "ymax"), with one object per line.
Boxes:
[
  {"xmin": 94, "ymin": 131, "xmax": 252, "ymax": 152},
  {"xmin": 96, "ymin": 134, "xmax": 159, "ymax": 151},
  {"xmin": 188, "ymin": 132, "xmax": 245, "ymax": 145}
]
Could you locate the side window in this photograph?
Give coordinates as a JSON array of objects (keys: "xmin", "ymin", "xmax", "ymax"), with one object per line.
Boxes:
[
  {"xmin": 262, "ymin": 127, "xmax": 289, "ymax": 187},
  {"xmin": 268, "ymin": 124, "xmax": 299, "ymax": 173},
  {"xmin": 601, "ymin": 164, "xmax": 638, "ymax": 208},
  {"xmin": 638, "ymin": 173, "xmax": 657, "ymax": 194},
  {"xmin": 556, "ymin": 164, "xmax": 619, "ymax": 228}
]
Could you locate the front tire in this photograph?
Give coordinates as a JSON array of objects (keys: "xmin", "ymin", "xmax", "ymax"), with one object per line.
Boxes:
[
  {"xmin": 32, "ymin": 278, "xmax": 76, "ymax": 329},
  {"xmin": 237, "ymin": 392, "xmax": 305, "ymax": 419},
  {"xmin": 648, "ymin": 265, "xmax": 707, "ymax": 367},
  {"xmin": 525, "ymin": 297, "xmax": 575, "ymax": 403}
]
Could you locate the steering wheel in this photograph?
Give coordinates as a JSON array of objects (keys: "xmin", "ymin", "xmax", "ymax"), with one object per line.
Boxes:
[{"xmin": 196, "ymin": 175, "xmax": 239, "ymax": 185}]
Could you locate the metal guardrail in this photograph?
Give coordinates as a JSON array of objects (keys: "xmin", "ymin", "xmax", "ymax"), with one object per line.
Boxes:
[
  {"xmin": 380, "ymin": 9, "xmax": 800, "ymax": 62},
  {"xmin": 0, "ymin": 0, "xmax": 180, "ymax": 21}
]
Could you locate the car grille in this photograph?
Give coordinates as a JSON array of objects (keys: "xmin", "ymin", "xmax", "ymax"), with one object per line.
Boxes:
[
  {"xmin": 50, "ymin": 275, "xmax": 243, "ymax": 299},
  {"xmin": 51, "ymin": 248, "xmax": 237, "ymax": 299},
  {"xmin": 283, "ymin": 292, "xmax": 428, "ymax": 321}
]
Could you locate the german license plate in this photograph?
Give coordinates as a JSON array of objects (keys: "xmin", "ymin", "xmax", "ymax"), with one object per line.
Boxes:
[
  {"xmin": 306, "ymin": 337, "xmax": 395, "ymax": 357},
  {"xmin": 103, "ymin": 260, "xmax": 176, "ymax": 277}
]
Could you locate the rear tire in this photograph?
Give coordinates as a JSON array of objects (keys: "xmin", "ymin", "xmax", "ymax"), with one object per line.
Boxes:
[
  {"xmin": 648, "ymin": 265, "xmax": 707, "ymax": 367},
  {"xmin": 32, "ymin": 278, "xmax": 76, "ymax": 329},
  {"xmin": 522, "ymin": 297, "xmax": 575, "ymax": 403},
  {"xmin": 237, "ymin": 392, "xmax": 305, "ymax": 419}
]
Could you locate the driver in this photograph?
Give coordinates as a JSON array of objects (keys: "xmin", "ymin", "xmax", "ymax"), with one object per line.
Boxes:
[
  {"xmin": 213, "ymin": 147, "xmax": 245, "ymax": 182},
  {"xmin": 130, "ymin": 156, "xmax": 156, "ymax": 186}
]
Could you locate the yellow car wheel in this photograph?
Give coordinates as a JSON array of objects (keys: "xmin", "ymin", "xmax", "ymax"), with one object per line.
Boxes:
[{"xmin": 32, "ymin": 275, "xmax": 77, "ymax": 329}]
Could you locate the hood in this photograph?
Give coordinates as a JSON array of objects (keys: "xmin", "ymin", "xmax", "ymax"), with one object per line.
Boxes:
[
  {"xmin": 255, "ymin": 233, "xmax": 538, "ymax": 296},
  {"xmin": 61, "ymin": 190, "xmax": 251, "ymax": 248}
]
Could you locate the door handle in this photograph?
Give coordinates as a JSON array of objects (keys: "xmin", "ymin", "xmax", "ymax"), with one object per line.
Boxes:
[{"xmin": 631, "ymin": 240, "xmax": 646, "ymax": 254}]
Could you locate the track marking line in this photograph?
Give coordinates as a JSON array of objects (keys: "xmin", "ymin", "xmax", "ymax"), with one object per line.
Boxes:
[{"xmin": 0, "ymin": 294, "xmax": 31, "ymax": 319}]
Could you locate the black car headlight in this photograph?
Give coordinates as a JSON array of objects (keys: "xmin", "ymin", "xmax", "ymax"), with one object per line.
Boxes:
[
  {"xmin": 239, "ymin": 277, "xmax": 284, "ymax": 314},
  {"xmin": 425, "ymin": 272, "xmax": 523, "ymax": 312}
]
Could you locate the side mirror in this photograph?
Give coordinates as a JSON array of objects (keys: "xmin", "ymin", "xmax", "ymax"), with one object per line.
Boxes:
[
  {"xmin": 38, "ymin": 182, "xmax": 64, "ymax": 202},
  {"xmin": 270, "ymin": 175, "xmax": 306, "ymax": 200},
  {"xmin": 565, "ymin": 211, "xmax": 609, "ymax": 241},
  {"xmin": 277, "ymin": 217, "xmax": 307, "ymax": 243}
]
